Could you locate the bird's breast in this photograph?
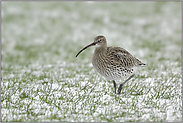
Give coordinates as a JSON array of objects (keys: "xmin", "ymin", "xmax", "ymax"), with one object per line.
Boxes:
[{"xmin": 92, "ymin": 52, "xmax": 135, "ymax": 80}]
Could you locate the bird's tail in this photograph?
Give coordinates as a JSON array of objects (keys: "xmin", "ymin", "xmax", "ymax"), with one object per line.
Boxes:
[{"xmin": 139, "ymin": 63, "xmax": 146, "ymax": 67}]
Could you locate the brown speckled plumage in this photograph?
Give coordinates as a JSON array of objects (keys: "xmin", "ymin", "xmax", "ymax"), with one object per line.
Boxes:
[{"xmin": 76, "ymin": 35, "xmax": 146, "ymax": 95}]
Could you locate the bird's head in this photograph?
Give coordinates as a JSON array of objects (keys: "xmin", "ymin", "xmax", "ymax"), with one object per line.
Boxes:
[{"xmin": 76, "ymin": 35, "xmax": 107, "ymax": 57}]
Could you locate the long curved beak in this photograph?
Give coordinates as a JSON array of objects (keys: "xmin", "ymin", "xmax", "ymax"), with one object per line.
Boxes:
[{"xmin": 76, "ymin": 42, "xmax": 96, "ymax": 57}]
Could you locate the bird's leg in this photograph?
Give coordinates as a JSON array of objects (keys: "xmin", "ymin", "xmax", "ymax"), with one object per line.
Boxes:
[
  {"xmin": 117, "ymin": 74, "xmax": 135, "ymax": 95},
  {"xmin": 113, "ymin": 80, "xmax": 116, "ymax": 94}
]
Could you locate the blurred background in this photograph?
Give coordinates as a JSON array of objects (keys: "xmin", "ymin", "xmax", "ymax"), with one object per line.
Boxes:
[
  {"xmin": 1, "ymin": 2, "xmax": 182, "ymax": 122},
  {"xmin": 2, "ymin": 2, "xmax": 181, "ymax": 65}
]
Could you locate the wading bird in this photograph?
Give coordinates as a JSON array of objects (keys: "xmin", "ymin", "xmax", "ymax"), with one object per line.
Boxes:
[{"xmin": 76, "ymin": 35, "xmax": 145, "ymax": 95}]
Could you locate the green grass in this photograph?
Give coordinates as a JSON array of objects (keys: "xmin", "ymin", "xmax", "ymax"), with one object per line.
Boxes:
[{"xmin": 1, "ymin": 1, "xmax": 182, "ymax": 122}]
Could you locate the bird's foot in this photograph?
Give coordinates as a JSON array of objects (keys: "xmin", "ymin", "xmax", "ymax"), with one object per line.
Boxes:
[{"xmin": 117, "ymin": 84, "xmax": 123, "ymax": 95}]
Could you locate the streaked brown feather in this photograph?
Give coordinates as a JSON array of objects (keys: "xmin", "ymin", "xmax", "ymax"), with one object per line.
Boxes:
[{"xmin": 106, "ymin": 47, "xmax": 145, "ymax": 68}]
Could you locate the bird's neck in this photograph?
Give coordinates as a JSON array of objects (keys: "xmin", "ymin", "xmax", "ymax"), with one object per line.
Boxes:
[{"xmin": 94, "ymin": 45, "xmax": 107, "ymax": 55}]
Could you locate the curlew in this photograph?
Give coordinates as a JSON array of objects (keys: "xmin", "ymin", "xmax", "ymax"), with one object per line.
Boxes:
[{"xmin": 76, "ymin": 35, "xmax": 146, "ymax": 95}]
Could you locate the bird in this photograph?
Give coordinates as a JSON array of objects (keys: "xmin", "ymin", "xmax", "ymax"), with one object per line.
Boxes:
[{"xmin": 76, "ymin": 35, "xmax": 146, "ymax": 95}]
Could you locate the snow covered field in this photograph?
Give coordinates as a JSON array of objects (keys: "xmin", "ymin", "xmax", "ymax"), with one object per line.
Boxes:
[{"xmin": 1, "ymin": 2, "xmax": 182, "ymax": 122}]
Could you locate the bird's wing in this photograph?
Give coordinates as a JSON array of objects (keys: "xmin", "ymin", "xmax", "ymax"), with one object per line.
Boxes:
[{"xmin": 107, "ymin": 47, "xmax": 145, "ymax": 68}]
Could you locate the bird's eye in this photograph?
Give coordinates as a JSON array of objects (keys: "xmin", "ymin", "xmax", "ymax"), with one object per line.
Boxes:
[{"xmin": 98, "ymin": 39, "xmax": 102, "ymax": 42}]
